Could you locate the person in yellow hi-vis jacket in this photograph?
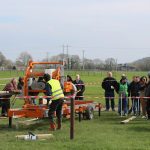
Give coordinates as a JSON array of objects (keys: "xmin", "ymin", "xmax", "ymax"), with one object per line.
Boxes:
[{"xmin": 43, "ymin": 73, "xmax": 64, "ymax": 131}]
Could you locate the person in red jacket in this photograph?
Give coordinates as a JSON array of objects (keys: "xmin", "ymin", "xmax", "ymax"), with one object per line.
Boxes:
[{"xmin": 1, "ymin": 78, "xmax": 17, "ymax": 116}]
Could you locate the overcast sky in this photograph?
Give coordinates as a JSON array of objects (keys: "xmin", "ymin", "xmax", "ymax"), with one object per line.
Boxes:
[{"xmin": 0, "ymin": 0, "xmax": 150, "ymax": 63}]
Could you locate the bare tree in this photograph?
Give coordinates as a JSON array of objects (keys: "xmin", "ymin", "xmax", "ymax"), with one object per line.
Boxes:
[
  {"xmin": 0, "ymin": 51, "xmax": 6, "ymax": 66},
  {"xmin": 16, "ymin": 51, "xmax": 33, "ymax": 66},
  {"xmin": 105, "ymin": 58, "xmax": 116, "ymax": 71},
  {"xmin": 49, "ymin": 54, "xmax": 65, "ymax": 62},
  {"xmin": 93, "ymin": 58, "xmax": 105, "ymax": 70},
  {"xmin": 70, "ymin": 55, "xmax": 81, "ymax": 69},
  {"xmin": 3, "ymin": 59, "xmax": 13, "ymax": 69},
  {"xmin": 84, "ymin": 58, "xmax": 95, "ymax": 69}
]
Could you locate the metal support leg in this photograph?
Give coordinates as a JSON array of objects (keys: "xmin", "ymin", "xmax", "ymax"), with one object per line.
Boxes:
[
  {"xmin": 78, "ymin": 106, "xmax": 82, "ymax": 122},
  {"xmin": 9, "ymin": 117, "xmax": 12, "ymax": 128},
  {"xmin": 98, "ymin": 103, "xmax": 101, "ymax": 117}
]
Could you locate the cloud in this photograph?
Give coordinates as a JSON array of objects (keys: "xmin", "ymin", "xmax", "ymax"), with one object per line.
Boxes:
[
  {"xmin": 0, "ymin": 0, "xmax": 150, "ymax": 63},
  {"xmin": 89, "ymin": 1, "xmax": 150, "ymax": 15}
]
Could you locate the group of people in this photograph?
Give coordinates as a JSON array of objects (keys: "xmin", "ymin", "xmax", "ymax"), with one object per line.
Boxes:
[
  {"xmin": 66, "ymin": 74, "xmax": 85, "ymax": 100},
  {"xmin": 0, "ymin": 73, "xmax": 85, "ymax": 131},
  {"xmin": 102, "ymin": 71, "xmax": 150, "ymax": 118},
  {"xmin": 1, "ymin": 71, "xmax": 150, "ymax": 131}
]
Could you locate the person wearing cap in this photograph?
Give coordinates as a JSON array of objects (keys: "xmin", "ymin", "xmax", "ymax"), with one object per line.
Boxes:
[
  {"xmin": 73, "ymin": 74, "xmax": 85, "ymax": 100},
  {"xmin": 117, "ymin": 76, "xmax": 129, "ymax": 116},
  {"xmin": 121, "ymin": 74, "xmax": 126, "ymax": 78},
  {"xmin": 145, "ymin": 72, "xmax": 150, "ymax": 119},
  {"xmin": 43, "ymin": 73, "xmax": 64, "ymax": 131},
  {"xmin": 102, "ymin": 72, "xmax": 118, "ymax": 111},
  {"xmin": 121, "ymin": 74, "xmax": 130, "ymax": 84},
  {"xmin": 121, "ymin": 74, "xmax": 130, "ymax": 110}
]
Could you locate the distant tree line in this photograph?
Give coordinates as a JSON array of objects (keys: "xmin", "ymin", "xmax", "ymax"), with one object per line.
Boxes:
[
  {"xmin": 131, "ymin": 57, "xmax": 150, "ymax": 71},
  {"xmin": 42, "ymin": 53, "xmax": 118, "ymax": 70},
  {"xmin": 0, "ymin": 51, "xmax": 149, "ymax": 71},
  {"xmin": 0, "ymin": 52, "xmax": 14, "ymax": 69},
  {"xmin": 0, "ymin": 51, "xmax": 32, "ymax": 70}
]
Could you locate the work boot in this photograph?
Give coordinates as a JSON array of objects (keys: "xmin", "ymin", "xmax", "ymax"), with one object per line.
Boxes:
[
  {"xmin": 50, "ymin": 123, "xmax": 56, "ymax": 131},
  {"xmin": 57, "ymin": 120, "xmax": 62, "ymax": 130}
]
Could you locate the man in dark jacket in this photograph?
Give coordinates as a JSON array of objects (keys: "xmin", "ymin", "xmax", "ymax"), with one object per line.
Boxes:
[
  {"xmin": 145, "ymin": 72, "xmax": 150, "ymax": 119},
  {"xmin": 128, "ymin": 76, "xmax": 140, "ymax": 115},
  {"xmin": 73, "ymin": 74, "xmax": 85, "ymax": 100},
  {"xmin": 102, "ymin": 72, "xmax": 118, "ymax": 111}
]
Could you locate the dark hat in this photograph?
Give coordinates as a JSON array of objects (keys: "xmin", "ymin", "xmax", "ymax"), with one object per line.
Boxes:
[
  {"xmin": 18, "ymin": 77, "xmax": 23, "ymax": 82},
  {"xmin": 43, "ymin": 73, "xmax": 51, "ymax": 82},
  {"xmin": 121, "ymin": 76, "xmax": 127, "ymax": 80}
]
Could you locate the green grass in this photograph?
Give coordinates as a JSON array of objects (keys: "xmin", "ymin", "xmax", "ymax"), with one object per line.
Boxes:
[
  {"xmin": 1, "ymin": 113, "xmax": 150, "ymax": 150},
  {"xmin": 0, "ymin": 70, "xmax": 149, "ymax": 150}
]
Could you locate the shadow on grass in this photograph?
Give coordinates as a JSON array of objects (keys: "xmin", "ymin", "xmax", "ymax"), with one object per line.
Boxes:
[
  {"xmin": 128, "ymin": 126, "xmax": 150, "ymax": 132},
  {"xmin": 0, "ymin": 118, "xmax": 50, "ymax": 132},
  {"xmin": 93, "ymin": 111, "xmax": 128, "ymax": 124},
  {"xmin": 0, "ymin": 117, "xmax": 71, "ymax": 133}
]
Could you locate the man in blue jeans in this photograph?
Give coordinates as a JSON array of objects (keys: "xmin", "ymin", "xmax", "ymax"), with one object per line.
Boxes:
[{"xmin": 102, "ymin": 72, "xmax": 118, "ymax": 111}]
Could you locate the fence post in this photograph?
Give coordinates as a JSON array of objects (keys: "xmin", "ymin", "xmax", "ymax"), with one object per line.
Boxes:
[
  {"xmin": 121, "ymin": 94, "xmax": 123, "ymax": 117},
  {"xmin": 138, "ymin": 97, "xmax": 140, "ymax": 116},
  {"xmin": 70, "ymin": 97, "xmax": 75, "ymax": 140}
]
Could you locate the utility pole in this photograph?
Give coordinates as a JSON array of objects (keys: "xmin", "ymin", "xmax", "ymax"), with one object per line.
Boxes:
[
  {"xmin": 115, "ymin": 59, "xmax": 118, "ymax": 77},
  {"xmin": 66, "ymin": 45, "xmax": 71, "ymax": 70},
  {"xmin": 115, "ymin": 59, "xmax": 118, "ymax": 71},
  {"xmin": 82, "ymin": 50, "xmax": 85, "ymax": 70},
  {"xmin": 62, "ymin": 45, "xmax": 65, "ymax": 62},
  {"xmin": 46, "ymin": 52, "xmax": 49, "ymax": 62},
  {"xmin": 66, "ymin": 45, "xmax": 69, "ymax": 59}
]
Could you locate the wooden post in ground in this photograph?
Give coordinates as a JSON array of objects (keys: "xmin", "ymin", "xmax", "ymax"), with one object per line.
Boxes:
[{"xmin": 70, "ymin": 97, "xmax": 75, "ymax": 140}]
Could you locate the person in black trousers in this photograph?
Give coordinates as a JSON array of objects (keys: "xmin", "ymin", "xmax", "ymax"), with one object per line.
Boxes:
[
  {"xmin": 1, "ymin": 78, "xmax": 18, "ymax": 116},
  {"xmin": 102, "ymin": 72, "xmax": 118, "ymax": 111},
  {"xmin": 73, "ymin": 74, "xmax": 85, "ymax": 100},
  {"xmin": 43, "ymin": 73, "xmax": 64, "ymax": 130},
  {"xmin": 128, "ymin": 76, "xmax": 140, "ymax": 115},
  {"xmin": 145, "ymin": 72, "xmax": 150, "ymax": 119}
]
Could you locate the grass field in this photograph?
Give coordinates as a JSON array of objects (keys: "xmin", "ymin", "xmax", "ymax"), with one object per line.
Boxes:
[{"xmin": 0, "ymin": 70, "xmax": 149, "ymax": 150}]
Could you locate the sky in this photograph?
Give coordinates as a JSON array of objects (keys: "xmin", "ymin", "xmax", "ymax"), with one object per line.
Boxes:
[{"xmin": 0, "ymin": 0, "xmax": 150, "ymax": 63}]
